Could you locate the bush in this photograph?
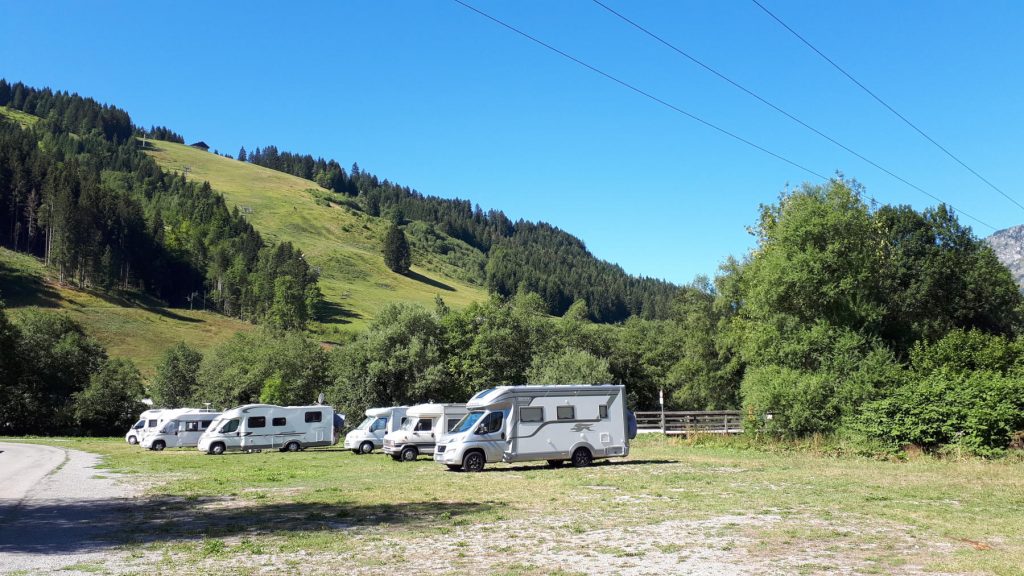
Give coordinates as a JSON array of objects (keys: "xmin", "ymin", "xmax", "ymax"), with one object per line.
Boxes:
[
  {"xmin": 858, "ymin": 370, "xmax": 1024, "ymax": 456},
  {"xmin": 74, "ymin": 358, "xmax": 147, "ymax": 435}
]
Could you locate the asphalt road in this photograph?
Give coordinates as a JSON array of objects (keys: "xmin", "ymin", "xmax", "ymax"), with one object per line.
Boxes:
[{"xmin": 0, "ymin": 441, "xmax": 137, "ymax": 574}]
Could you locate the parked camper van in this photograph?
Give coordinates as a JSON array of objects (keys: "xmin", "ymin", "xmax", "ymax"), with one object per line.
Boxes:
[
  {"xmin": 198, "ymin": 404, "xmax": 344, "ymax": 455},
  {"xmin": 125, "ymin": 409, "xmax": 166, "ymax": 445},
  {"xmin": 383, "ymin": 403, "xmax": 467, "ymax": 461},
  {"xmin": 434, "ymin": 385, "xmax": 632, "ymax": 472},
  {"xmin": 343, "ymin": 406, "xmax": 408, "ymax": 454},
  {"xmin": 139, "ymin": 409, "xmax": 221, "ymax": 451}
]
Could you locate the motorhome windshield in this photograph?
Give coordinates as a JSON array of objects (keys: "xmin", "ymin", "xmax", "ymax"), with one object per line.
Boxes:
[
  {"xmin": 355, "ymin": 416, "xmax": 375, "ymax": 431},
  {"xmin": 452, "ymin": 411, "xmax": 484, "ymax": 434}
]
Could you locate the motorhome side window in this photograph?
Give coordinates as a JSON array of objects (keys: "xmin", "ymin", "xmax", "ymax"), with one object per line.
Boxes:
[
  {"xmin": 200, "ymin": 420, "xmax": 212, "ymax": 429},
  {"xmin": 520, "ymin": 407, "xmax": 544, "ymax": 423},
  {"xmin": 221, "ymin": 419, "xmax": 239, "ymax": 433},
  {"xmin": 272, "ymin": 417, "xmax": 287, "ymax": 426},
  {"xmin": 185, "ymin": 421, "xmax": 200, "ymax": 432},
  {"xmin": 248, "ymin": 416, "xmax": 266, "ymax": 428},
  {"xmin": 557, "ymin": 406, "xmax": 575, "ymax": 420},
  {"xmin": 147, "ymin": 419, "xmax": 157, "ymax": 427},
  {"xmin": 478, "ymin": 411, "xmax": 503, "ymax": 434},
  {"xmin": 447, "ymin": 418, "xmax": 461, "ymax": 432},
  {"xmin": 599, "ymin": 405, "xmax": 608, "ymax": 419},
  {"xmin": 370, "ymin": 417, "xmax": 388, "ymax": 432},
  {"xmin": 304, "ymin": 411, "xmax": 322, "ymax": 423},
  {"xmin": 414, "ymin": 418, "xmax": 432, "ymax": 432}
]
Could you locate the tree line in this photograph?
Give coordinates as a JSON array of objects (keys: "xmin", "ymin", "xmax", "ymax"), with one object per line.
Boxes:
[{"xmin": 0, "ymin": 80, "xmax": 319, "ymax": 328}]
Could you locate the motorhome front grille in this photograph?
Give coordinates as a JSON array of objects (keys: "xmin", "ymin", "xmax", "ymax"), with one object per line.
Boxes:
[{"xmin": 435, "ymin": 444, "xmax": 446, "ymax": 453}]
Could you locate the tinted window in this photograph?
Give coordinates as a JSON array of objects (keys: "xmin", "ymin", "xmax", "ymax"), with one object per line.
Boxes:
[
  {"xmin": 200, "ymin": 420, "xmax": 212, "ymax": 429},
  {"xmin": 304, "ymin": 411, "xmax": 322, "ymax": 423},
  {"xmin": 370, "ymin": 417, "xmax": 388, "ymax": 432},
  {"xmin": 520, "ymin": 407, "xmax": 543, "ymax": 423},
  {"xmin": 221, "ymin": 419, "xmax": 239, "ymax": 433},
  {"xmin": 414, "ymin": 418, "xmax": 432, "ymax": 432},
  {"xmin": 147, "ymin": 419, "xmax": 157, "ymax": 427},
  {"xmin": 557, "ymin": 406, "xmax": 575, "ymax": 420},
  {"xmin": 447, "ymin": 418, "xmax": 461, "ymax": 432},
  {"xmin": 599, "ymin": 405, "xmax": 608, "ymax": 419},
  {"xmin": 478, "ymin": 411, "xmax": 504, "ymax": 434},
  {"xmin": 248, "ymin": 416, "xmax": 266, "ymax": 428},
  {"xmin": 272, "ymin": 417, "xmax": 287, "ymax": 426},
  {"xmin": 185, "ymin": 421, "xmax": 201, "ymax": 432}
]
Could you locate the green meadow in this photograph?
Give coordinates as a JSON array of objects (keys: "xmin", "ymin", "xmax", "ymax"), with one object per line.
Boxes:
[{"xmin": 15, "ymin": 435, "xmax": 1024, "ymax": 576}]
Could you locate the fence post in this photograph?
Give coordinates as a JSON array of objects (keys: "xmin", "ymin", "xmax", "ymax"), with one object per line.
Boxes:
[{"xmin": 659, "ymin": 388, "xmax": 665, "ymax": 434}]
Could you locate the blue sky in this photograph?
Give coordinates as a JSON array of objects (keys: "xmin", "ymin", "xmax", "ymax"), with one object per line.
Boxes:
[{"xmin": 2, "ymin": 1, "xmax": 1023, "ymax": 285}]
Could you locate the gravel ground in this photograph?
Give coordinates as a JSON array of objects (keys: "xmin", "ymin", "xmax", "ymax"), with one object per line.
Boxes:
[{"xmin": 0, "ymin": 442, "xmax": 138, "ymax": 575}]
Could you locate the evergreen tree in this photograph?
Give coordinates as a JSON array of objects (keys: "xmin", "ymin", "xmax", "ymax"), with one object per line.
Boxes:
[
  {"xmin": 237, "ymin": 146, "xmax": 247, "ymax": 162},
  {"xmin": 382, "ymin": 223, "xmax": 411, "ymax": 274}
]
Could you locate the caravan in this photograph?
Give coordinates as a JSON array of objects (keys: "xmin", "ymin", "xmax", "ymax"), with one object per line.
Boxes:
[
  {"xmin": 139, "ymin": 409, "xmax": 221, "ymax": 451},
  {"xmin": 434, "ymin": 385, "xmax": 633, "ymax": 472},
  {"xmin": 125, "ymin": 409, "xmax": 167, "ymax": 445},
  {"xmin": 197, "ymin": 404, "xmax": 344, "ymax": 455},
  {"xmin": 343, "ymin": 406, "xmax": 408, "ymax": 454},
  {"xmin": 383, "ymin": 403, "xmax": 467, "ymax": 461}
]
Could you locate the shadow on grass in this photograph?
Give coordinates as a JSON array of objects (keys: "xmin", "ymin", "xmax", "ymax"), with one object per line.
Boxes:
[
  {"xmin": 0, "ymin": 497, "xmax": 493, "ymax": 554},
  {"xmin": 470, "ymin": 459, "xmax": 681, "ymax": 474},
  {"xmin": 315, "ymin": 300, "xmax": 362, "ymax": 325},
  {"xmin": 405, "ymin": 270, "xmax": 455, "ymax": 292},
  {"xmin": 0, "ymin": 262, "xmax": 62, "ymax": 308}
]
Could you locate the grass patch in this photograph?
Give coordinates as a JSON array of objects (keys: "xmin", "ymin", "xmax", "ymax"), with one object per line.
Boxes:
[{"xmin": 6, "ymin": 434, "xmax": 1023, "ymax": 574}]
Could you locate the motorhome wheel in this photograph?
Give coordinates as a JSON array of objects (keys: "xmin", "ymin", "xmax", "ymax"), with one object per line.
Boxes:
[
  {"xmin": 462, "ymin": 451, "xmax": 485, "ymax": 472},
  {"xmin": 127, "ymin": 436, "xmax": 138, "ymax": 445},
  {"xmin": 152, "ymin": 440, "xmax": 166, "ymax": 451},
  {"xmin": 358, "ymin": 441, "xmax": 374, "ymax": 454},
  {"xmin": 400, "ymin": 446, "xmax": 418, "ymax": 461},
  {"xmin": 571, "ymin": 447, "xmax": 593, "ymax": 468},
  {"xmin": 285, "ymin": 441, "xmax": 301, "ymax": 452},
  {"xmin": 210, "ymin": 442, "xmax": 225, "ymax": 455}
]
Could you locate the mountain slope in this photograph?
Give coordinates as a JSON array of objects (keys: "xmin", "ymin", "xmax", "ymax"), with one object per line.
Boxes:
[
  {"xmin": 987, "ymin": 225, "xmax": 1024, "ymax": 288},
  {"xmin": 144, "ymin": 140, "xmax": 488, "ymax": 334},
  {"xmin": 0, "ymin": 247, "xmax": 251, "ymax": 378}
]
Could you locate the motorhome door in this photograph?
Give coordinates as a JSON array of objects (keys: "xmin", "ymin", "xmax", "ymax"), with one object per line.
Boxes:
[{"xmin": 473, "ymin": 410, "xmax": 508, "ymax": 462}]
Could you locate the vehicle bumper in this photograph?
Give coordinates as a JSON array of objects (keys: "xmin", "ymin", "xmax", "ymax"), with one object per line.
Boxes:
[{"xmin": 433, "ymin": 445, "xmax": 460, "ymax": 465}]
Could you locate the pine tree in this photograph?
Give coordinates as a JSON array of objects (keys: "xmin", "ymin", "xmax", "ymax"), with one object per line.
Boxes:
[
  {"xmin": 238, "ymin": 146, "xmax": 247, "ymax": 162},
  {"xmin": 382, "ymin": 223, "xmax": 411, "ymax": 274}
]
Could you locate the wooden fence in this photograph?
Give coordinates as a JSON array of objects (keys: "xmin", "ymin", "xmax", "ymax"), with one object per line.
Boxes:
[{"xmin": 634, "ymin": 410, "xmax": 744, "ymax": 435}]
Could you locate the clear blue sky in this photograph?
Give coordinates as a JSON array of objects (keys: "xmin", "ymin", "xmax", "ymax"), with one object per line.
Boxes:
[{"xmin": 2, "ymin": 1, "xmax": 1023, "ymax": 285}]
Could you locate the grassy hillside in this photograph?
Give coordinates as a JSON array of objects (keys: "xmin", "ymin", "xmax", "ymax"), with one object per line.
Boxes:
[
  {"xmin": 144, "ymin": 140, "xmax": 487, "ymax": 335},
  {"xmin": 0, "ymin": 247, "xmax": 251, "ymax": 379},
  {"xmin": 0, "ymin": 105, "xmax": 39, "ymax": 128}
]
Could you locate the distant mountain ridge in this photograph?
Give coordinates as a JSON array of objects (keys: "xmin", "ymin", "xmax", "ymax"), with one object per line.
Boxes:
[{"xmin": 986, "ymin": 225, "xmax": 1024, "ymax": 288}]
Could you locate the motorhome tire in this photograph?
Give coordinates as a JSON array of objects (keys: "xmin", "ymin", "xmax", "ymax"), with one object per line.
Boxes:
[
  {"xmin": 127, "ymin": 436, "xmax": 138, "ymax": 445},
  {"xmin": 400, "ymin": 446, "xmax": 418, "ymax": 461},
  {"xmin": 152, "ymin": 440, "xmax": 165, "ymax": 451},
  {"xmin": 210, "ymin": 443, "xmax": 225, "ymax": 455},
  {"xmin": 546, "ymin": 460, "xmax": 564, "ymax": 468},
  {"xmin": 284, "ymin": 441, "xmax": 301, "ymax": 452},
  {"xmin": 358, "ymin": 441, "xmax": 374, "ymax": 455},
  {"xmin": 571, "ymin": 447, "xmax": 593, "ymax": 468},
  {"xmin": 462, "ymin": 451, "xmax": 486, "ymax": 472}
]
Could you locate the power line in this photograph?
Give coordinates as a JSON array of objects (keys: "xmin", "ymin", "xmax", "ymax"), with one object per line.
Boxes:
[
  {"xmin": 451, "ymin": 0, "xmax": 828, "ymax": 182},
  {"xmin": 590, "ymin": 0, "xmax": 993, "ymax": 231},
  {"xmin": 451, "ymin": 0, "xmax": 995, "ymax": 231},
  {"xmin": 749, "ymin": 0, "xmax": 1023, "ymax": 215}
]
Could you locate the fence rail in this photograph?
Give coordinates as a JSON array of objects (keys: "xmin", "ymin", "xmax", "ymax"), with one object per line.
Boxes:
[{"xmin": 634, "ymin": 410, "xmax": 744, "ymax": 435}]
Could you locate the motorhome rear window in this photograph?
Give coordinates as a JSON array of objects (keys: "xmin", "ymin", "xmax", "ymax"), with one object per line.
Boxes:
[
  {"xmin": 599, "ymin": 405, "xmax": 608, "ymax": 419},
  {"xmin": 304, "ymin": 411, "xmax": 322, "ymax": 423},
  {"xmin": 520, "ymin": 407, "xmax": 544, "ymax": 422},
  {"xmin": 273, "ymin": 417, "xmax": 287, "ymax": 426},
  {"xmin": 248, "ymin": 416, "xmax": 266, "ymax": 428},
  {"xmin": 557, "ymin": 406, "xmax": 575, "ymax": 420}
]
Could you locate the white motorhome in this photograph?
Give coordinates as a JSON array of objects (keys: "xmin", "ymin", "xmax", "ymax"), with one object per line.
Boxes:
[
  {"xmin": 383, "ymin": 403, "xmax": 467, "ymax": 461},
  {"xmin": 125, "ymin": 409, "xmax": 166, "ymax": 445},
  {"xmin": 139, "ymin": 409, "xmax": 221, "ymax": 451},
  {"xmin": 434, "ymin": 385, "xmax": 632, "ymax": 472},
  {"xmin": 343, "ymin": 406, "xmax": 408, "ymax": 454},
  {"xmin": 197, "ymin": 404, "xmax": 344, "ymax": 455}
]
